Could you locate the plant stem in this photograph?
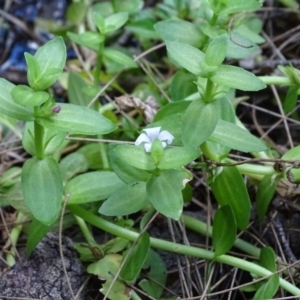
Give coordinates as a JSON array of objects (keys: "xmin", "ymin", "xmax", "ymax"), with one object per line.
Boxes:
[
  {"xmin": 74, "ymin": 215, "xmax": 96, "ymax": 244},
  {"xmin": 181, "ymin": 214, "xmax": 261, "ymax": 258},
  {"xmin": 68, "ymin": 205, "xmax": 300, "ymax": 296},
  {"xmin": 259, "ymin": 76, "xmax": 290, "ymax": 86},
  {"xmin": 203, "ymin": 78, "xmax": 214, "ymax": 103},
  {"xmin": 94, "ymin": 42, "xmax": 104, "ymax": 88},
  {"xmin": 34, "ymin": 107, "xmax": 45, "ymax": 159},
  {"xmin": 5, "ymin": 212, "xmax": 26, "ymax": 266}
]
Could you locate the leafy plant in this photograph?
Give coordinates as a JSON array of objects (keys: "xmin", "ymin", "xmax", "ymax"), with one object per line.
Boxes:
[{"xmin": 2, "ymin": 0, "xmax": 300, "ymax": 299}]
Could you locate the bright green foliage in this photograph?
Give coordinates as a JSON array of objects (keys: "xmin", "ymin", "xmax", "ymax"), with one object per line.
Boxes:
[
  {"xmin": 59, "ymin": 152, "xmax": 89, "ymax": 182},
  {"xmin": 67, "ymin": 31, "xmax": 104, "ymax": 51},
  {"xmin": 209, "ymin": 120, "xmax": 267, "ymax": 152},
  {"xmin": 166, "ymin": 41, "xmax": 205, "ymax": 76},
  {"xmin": 139, "ymin": 249, "xmax": 167, "ymax": 299},
  {"xmin": 87, "ymin": 254, "xmax": 130, "ymax": 300},
  {"xmin": 99, "ymin": 182, "xmax": 148, "ymax": 216},
  {"xmin": 22, "ymin": 122, "xmax": 66, "ymax": 157},
  {"xmin": 36, "ymin": 103, "xmax": 117, "ymax": 135},
  {"xmin": 0, "ymin": 79, "xmax": 34, "ymax": 121},
  {"xmin": 253, "ymin": 275, "xmax": 279, "ymax": 300},
  {"xmin": 259, "ymin": 247, "xmax": 277, "ymax": 272},
  {"xmin": 25, "ymin": 37, "xmax": 66, "ymax": 90},
  {"xmin": 182, "ymin": 100, "xmax": 219, "ymax": 147},
  {"xmin": 211, "ymin": 65, "xmax": 266, "ymax": 91},
  {"xmin": 65, "ymin": 171, "xmax": 125, "ymax": 204},
  {"xmin": 155, "ymin": 19, "xmax": 203, "ymax": 48},
  {"xmin": 146, "ymin": 170, "xmax": 186, "ymax": 220},
  {"xmin": 158, "ymin": 147, "xmax": 200, "ymax": 169},
  {"xmin": 120, "ymin": 232, "xmax": 150, "ymax": 282},
  {"xmin": 11, "ymin": 85, "xmax": 49, "ymax": 107},
  {"xmin": 108, "ymin": 144, "xmax": 151, "ymax": 183},
  {"xmin": 210, "ymin": 166, "xmax": 251, "ymax": 230},
  {"xmin": 26, "ymin": 218, "xmax": 52, "ymax": 255},
  {"xmin": 256, "ymin": 175, "xmax": 280, "ymax": 221},
  {"xmin": 21, "ymin": 157, "xmax": 63, "ymax": 225},
  {"xmin": 114, "ymin": 145, "xmax": 156, "ymax": 171},
  {"xmin": 205, "ymin": 34, "xmax": 228, "ymax": 66},
  {"xmin": 212, "ymin": 205, "xmax": 236, "ymax": 257}
]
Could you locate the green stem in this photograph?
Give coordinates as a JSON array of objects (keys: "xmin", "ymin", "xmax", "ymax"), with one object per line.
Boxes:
[
  {"xmin": 34, "ymin": 107, "xmax": 45, "ymax": 159},
  {"xmin": 94, "ymin": 42, "xmax": 104, "ymax": 88},
  {"xmin": 203, "ymin": 78, "xmax": 214, "ymax": 103},
  {"xmin": 259, "ymin": 76, "xmax": 291, "ymax": 86},
  {"xmin": 181, "ymin": 214, "xmax": 261, "ymax": 258},
  {"xmin": 99, "ymin": 138, "xmax": 110, "ymax": 170},
  {"xmin": 74, "ymin": 215, "xmax": 96, "ymax": 244},
  {"xmin": 5, "ymin": 212, "xmax": 25, "ymax": 266},
  {"xmin": 68, "ymin": 205, "xmax": 300, "ymax": 296}
]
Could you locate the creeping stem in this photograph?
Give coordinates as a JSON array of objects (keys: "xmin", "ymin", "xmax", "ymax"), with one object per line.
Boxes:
[{"xmin": 68, "ymin": 205, "xmax": 300, "ymax": 296}]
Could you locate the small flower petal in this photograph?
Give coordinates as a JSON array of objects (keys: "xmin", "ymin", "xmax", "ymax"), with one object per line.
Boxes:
[
  {"xmin": 161, "ymin": 141, "xmax": 167, "ymax": 148},
  {"xmin": 135, "ymin": 133, "xmax": 150, "ymax": 146},
  {"xmin": 143, "ymin": 127, "xmax": 161, "ymax": 141},
  {"xmin": 158, "ymin": 130, "xmax": 174, "ymax": 144},
  {"xmin": 144, "ymin": 143, "xmax": 152, "ymax": 152}
]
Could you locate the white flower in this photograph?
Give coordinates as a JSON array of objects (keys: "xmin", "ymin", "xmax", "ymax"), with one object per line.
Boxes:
[{"xmin": 135, "ymin": 127, "xmax": 174, "ymax": 152}]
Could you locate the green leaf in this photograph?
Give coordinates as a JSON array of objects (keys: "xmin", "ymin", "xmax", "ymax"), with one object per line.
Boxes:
[
  {"xmin": 68, "ymin": 71, "xmax": 95, "ymax": 107},
  {"xmin": 221, "ymin": 0, "xmax": 262, "ymax": 15},
  {"xmin": 59, "ymin": 152, "xmax": 89, "ymax": 182},
  {"xmin": 87, "ymin": 254, "xmax": 130, "ymax": 300},
  {"xmin": 99, "ymin": 182, "xmax": 148, "ymax": 216},
  {"xmin": 22, "ymin": 122, "xmax": 66, "ymax": 157},
  {"xmin": 24, "ymin": 53, "xmax": 41, "ymax": 88},
  {"xmin": 282, "ymin": 145, "xmax": 300, "ymax": 182},
  {"xmin": 33, "ymin": 37, "xmax": 66, "ymax": 90},
  {"xmin": 120, "ymin": 232, "xmax": 150, "ymax": 282},
  {"xmin": 22, "ymin": 157, "xmax": 63, "ymax": 225},
  {"xmin": 103, "ymin": 48, "xmax": 137, "ymax": 68},
  {"xmin": 259, "ymin": 247, "xmax": 277, "ymax": 272},
  {"xmin": 158, "ymin": 147, "xmax": 200, "ymax": 169},
  {"xmin": 256, "ymin": 175, "xmax": 279, "ymax": 222},
  {"xmin": 66, "ymin": 2, "xmax": 87, "ymax": 24},
  {"xmin": 77, "ymin": 143, "xmax": 103, "ymax": 169},
  {"xmin": 211, "ymin": 65, "xmax": 266, "ymax": 91},
  {"xmin": 227, "ymin": 31, "xmax": 259, "ymax": 59},
  {"xmin": 92, "ymin": 11, "xmax": 105, "ymax": 34},
  {"xmin": 212, "ymin": 205, "xmax": 237, "ymax": 257},
  {"xmin": 114, "ymin": 145, "xmax": 156, "ymax": 171},
  {"xmin": 283, "ymin": 86, "xmax": 299, "ymax": 114},
  {"xmin": 67, "ymin": 31, "xmax": 104, "ymax": 52},
  {"xmin": 104, "ymin": 12, "xmax": 128, "ymax": 34},
  {"xmin": 146, "ymin": 170, "xmax": 184, "ymax": 220},
  {"xmin": 65, "ymin": 171, "xmax": 125, "ymax": 204},
  {"xmin": 182, "ymin": 100, "xmax": 219, "ymax": 148},
  {"xmin": 114, "ymin": 0, "xmax": 143, "ymax": 13},
  {"xmin": 36, "ymin": 103, "xmax": 117, "ymax": 135},
  {"xmin": 166, "ymin": 41, "xmax": 205, "ymax": 76},
  {"xmin": 209, "ymin": 119, "xmax": 267, "ymax": 152},
  {"xmin": 26, "ymin": 218, "xmax": 52, "ymax": 255},
  {"xmin": 170, "ymin": 71, "xmax": 197, "ymax": 102},
  {"xmin": 205, "ymin": 35, "xmax": 228, "ymax": 66},
  {"xmin": 154, "ymin": 100, "xmax": 190, "ymax": 121},
  {"xmin": 210, "ymin": 166, "xmax": 251, "ymax": 230},
  {"xmin": 108, "ymin": 144, "xmax": 151, "ymax": 183},
  {"xmin": 126, "ymin": 19, "xmax": 159, "ymax": 40},
  {"xmin": 0, "ymin": 78, "xmax": 34, "ymax": 121},
  {"xmin": 139, "ymin": 249, "xmax": 167, "ymax": 299},
  {"xmin": 253, "ymin": 275, "xmax": 279, "ymax": 300},
  {"xmin": 155, "ymin": 20, "xmax": 203, "ymax": 48},
  {"xmin": 11, "ymin": 85, "xmax": 49, "ymax": 107}
]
